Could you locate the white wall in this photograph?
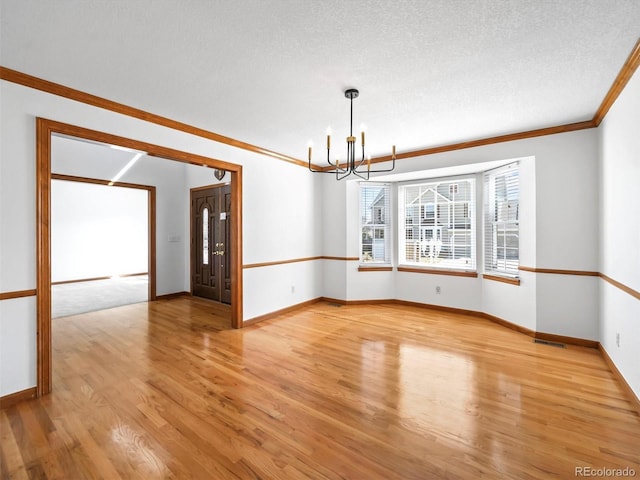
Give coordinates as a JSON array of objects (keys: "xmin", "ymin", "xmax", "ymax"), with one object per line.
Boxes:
[
  {"xmin": 51, "ymin": 180, "xmax": 148, "ymax": 282},
  {"xmin": 599, "ymin": 67, "xmax": 640, "ymax": 399},
  {"xmin": 0, "ymin": 79, "xmax": 323, "ymax": 396}
]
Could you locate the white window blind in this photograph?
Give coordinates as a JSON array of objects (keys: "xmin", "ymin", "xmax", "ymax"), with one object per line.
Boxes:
[
  {"xmin": 360, "ymin": 183, "xmax": 391, "ymax": 264},
  {"xmin": 399, "ymin": 178, "xmax": 475, "ymax": 270},
  {"xmin": 484, "ymin": 163, "xmax": 519, "ymax": 276}
]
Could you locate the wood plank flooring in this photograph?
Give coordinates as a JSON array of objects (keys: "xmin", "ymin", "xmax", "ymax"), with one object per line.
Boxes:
[{"xmin": 1, "ymin": 298, "xmax": 639, "ymax": 479}]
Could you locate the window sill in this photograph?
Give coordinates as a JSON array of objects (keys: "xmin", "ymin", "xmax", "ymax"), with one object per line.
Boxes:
[
  {"xmin": 482, "ymin": 273, "xmax": 521, "ymax": 286},
  {"xmin": 397, "ymin": 266, "xmax": 478, "ymax": 277},
  {"xmin": 358, "ymin": 265, "xmax": 394, "ymax": 272}
]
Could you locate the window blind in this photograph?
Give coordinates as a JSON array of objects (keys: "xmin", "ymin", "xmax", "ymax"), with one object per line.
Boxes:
[
  {"xmin": 484, "ymin": 163, "xmax": 519, "ymax": 276},
  {"xmin": 359, "ymin": 183, "xmax": 391, "ymax": 263},
  {"xmin": 399, "ymin": 178, "xmax": 475, "ymax": 270}
]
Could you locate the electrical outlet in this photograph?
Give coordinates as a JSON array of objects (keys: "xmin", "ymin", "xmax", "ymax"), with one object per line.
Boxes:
[
  {"xmin": 435, "ymin": 286, "xmax": 441, "ymax": 294},
  {"xmin": 616, "ymin": 332, "xmax": 620, "ymax": 348}
]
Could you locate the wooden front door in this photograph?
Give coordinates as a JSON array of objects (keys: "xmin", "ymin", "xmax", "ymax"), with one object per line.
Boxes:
[{"xmin": 191, "ymin": 184, "xmax": 232, "ymax": 304}]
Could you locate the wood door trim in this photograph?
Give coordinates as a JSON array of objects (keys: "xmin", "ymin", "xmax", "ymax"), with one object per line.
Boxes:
[
  {"xmin": 51, "ymin": 173, "xmax": 156, "ymax": 300},
  {"xmin": 191, "ymin": 183, "xmax": 229, "ymax": 192},
  {"xmin": 37, "ymin": 118, "xmax": 244, "ymax": 398},
  {"xmin": 51, "ymin": 173, "xmax": 153, "ymax": 190}
]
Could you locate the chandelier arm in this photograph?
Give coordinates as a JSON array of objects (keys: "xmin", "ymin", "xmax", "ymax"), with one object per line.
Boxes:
[
  {"xmin": 358, "ymin": 156, "xmax": 396, "ymax": 173},
  {"xmin": 351, "ymin": 169, "xmax": 370, "ymax": 180},
  {"xmin": 336, "ymin": 168, "xmax": 354, "ymax": 181}
]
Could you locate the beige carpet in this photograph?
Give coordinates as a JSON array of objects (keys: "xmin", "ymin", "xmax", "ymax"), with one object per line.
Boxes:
[{"xmin": 52, "ymin": 275, "xmax": 149, "ymax": 318}]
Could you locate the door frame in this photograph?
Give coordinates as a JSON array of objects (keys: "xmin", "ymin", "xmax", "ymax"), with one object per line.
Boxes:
[
  {"xmin": 36, "ymin": 118, "xmax": 244, "ymax": 397},
  {"xmin": 51, "ymin": 173, "xmax": 157, "ymax": 302}
]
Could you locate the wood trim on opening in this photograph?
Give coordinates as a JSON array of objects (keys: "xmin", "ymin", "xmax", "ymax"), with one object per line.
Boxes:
[
  {"xmin": 482, "ymin": 274, "xmax": 521, "ymax": 286},
  {"xmin": 51, "ymin": 173, "xmax": 153, "ymax": 190},
  {"xmin": 37, "ymin": 118, "xmax": 244, "ymax": 401},
  {"xmin": 397, "ymin": 266, "xmax": 478, "ymax": 277},
  {"xmin": 0, "ymin": 289, "xmax": 37, "ymax": 301},
  {"xmin": 36, "ymin": 119, "xmax": 52, "ymax": 397}
]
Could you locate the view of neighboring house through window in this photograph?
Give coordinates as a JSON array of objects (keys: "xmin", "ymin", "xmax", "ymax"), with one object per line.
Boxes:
[
  {"xmin": 360, "ymin": 183, "xmax": 391, "ymax": 263},
  {"xmin": 399, "ymin": 178, "xmax": 476, "ymax": 270},
  {"xmin": 484, "ymin": 162, "xmax": 519, "ymax": 276}
]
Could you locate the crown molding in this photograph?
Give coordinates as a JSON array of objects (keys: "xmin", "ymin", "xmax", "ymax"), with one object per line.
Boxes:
[
  {"xmin": 2, "ymin": 37, "xmax": 639, "ymax": 170},
  {"xmin": 0, "ymin": 66, "xmax": 306, "ymax": 168},
  {"xmin": 592, "ymin": 38, "xmax": 640, "ymax": 126}
]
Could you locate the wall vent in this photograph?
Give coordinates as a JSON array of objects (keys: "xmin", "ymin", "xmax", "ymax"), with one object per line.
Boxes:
[{"xmin": 534, "ymin": 338, "xmax": 565, "ymax": 348}]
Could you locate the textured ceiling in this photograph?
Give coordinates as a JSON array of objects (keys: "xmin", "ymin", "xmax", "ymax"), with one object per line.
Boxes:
[{"xmin": 2, "ymin": 1, "xmax": 640, "ymax": 161}]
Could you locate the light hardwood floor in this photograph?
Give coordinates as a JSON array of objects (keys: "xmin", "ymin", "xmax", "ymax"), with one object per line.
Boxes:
[{"xmin": 1, "ymin": 298, "xmax": 639, "ymax": 479}]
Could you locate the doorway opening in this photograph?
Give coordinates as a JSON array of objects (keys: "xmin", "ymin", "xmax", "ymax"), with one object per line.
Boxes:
[
  {"xmin": 50, "ymin": 174, "xmax": 155, "ymax": 318},
  {"xmin": 36, "ymin": 118, "xmax": 244, "ymax": 397}
]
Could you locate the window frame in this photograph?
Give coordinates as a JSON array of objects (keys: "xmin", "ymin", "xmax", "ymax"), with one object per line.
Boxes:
[
  {"xmin": 359, "ymin": 182, "xmax": 392, "ymax": 266},
  {"xmin": 483, "ymin": 162, "xmax": 520, "ymax": 278},
  {"xmin": 398, "ymin": 176, "xmax": 477, "ymax": 272}
]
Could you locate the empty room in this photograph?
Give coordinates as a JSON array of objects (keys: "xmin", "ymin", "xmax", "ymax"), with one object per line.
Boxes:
[{"xmin": 1, "ymin": 1, "xmax": 639, "ymax": 479}]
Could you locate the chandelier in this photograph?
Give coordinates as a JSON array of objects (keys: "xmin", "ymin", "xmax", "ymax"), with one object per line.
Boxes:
[{"xmin": 308, "ymin": 88, "xmax": 396, "ymax": 180}]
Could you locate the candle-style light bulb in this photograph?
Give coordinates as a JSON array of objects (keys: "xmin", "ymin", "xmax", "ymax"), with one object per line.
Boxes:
[
  {"xmin": 307, "ymin": 141, "xmax": 313, "ymax": 162},
  {"xmin": 360, "ymin": 123, "xmax": 366, "ymax": 147},
  {"xmin": 326, "ymin": 126, "xmax": 332, "ymax": 149},
  {"xmin": 367, "ymin": 155, "xmax": 371, "ymax": 171},
  {"xmin": 392, "ymin": 145, "xmax": 396, "ymax": 158}
]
